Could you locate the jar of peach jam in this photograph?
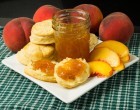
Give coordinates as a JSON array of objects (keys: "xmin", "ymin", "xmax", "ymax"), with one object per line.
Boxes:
[{"xmin": 52, "ymin": 9, "xmax": 91, "ymax": 61}]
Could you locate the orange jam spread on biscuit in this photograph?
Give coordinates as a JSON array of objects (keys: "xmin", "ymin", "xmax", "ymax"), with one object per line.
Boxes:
[
  {"xmin": 32, "ymin": 60, "xmax": 55, "ymax": 75},
  {"xmin": 57, "ymin": 59, "xmax": 86, "ymax": 80}
]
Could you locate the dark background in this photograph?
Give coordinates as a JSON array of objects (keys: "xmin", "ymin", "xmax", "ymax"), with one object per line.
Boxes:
[{"xmin": 0, "ymin": 0, "xmax": 139, "ymax": 26}]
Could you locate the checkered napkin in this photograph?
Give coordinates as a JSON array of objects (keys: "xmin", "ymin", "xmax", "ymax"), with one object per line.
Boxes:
[{"xmin": 0, "ymin": 27, "xmax": 140, "ymax": 110}]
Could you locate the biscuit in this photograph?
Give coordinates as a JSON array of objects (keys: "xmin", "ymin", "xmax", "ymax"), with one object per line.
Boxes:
[
  {"xmin": 54, "ymin": 58, "xmax": 90, "ymax": 88},
  {"xmin": 89, "ymin": 33, "xmax": 98, "ymax": 51},
  {"xmin": 30, "ymin": 34, "xmax": 55, "ymax": 44},
  {"xmin": 16, "ymin": 48, "xmax": 30, "ymax": 65},
  {"xmin": 24, "ymin": 60, "xmax": 56, "ymax": 82},
  {"xmin": 16, "ymin": 42, "xmax": 55, "ymax": 65},
  {"xmin": 31, "ymin": 19, "xmax": 54, "ymax": 36},
  {"xmin": 30, "ymin": 19, "xmax": 55, "ymax": 44}
]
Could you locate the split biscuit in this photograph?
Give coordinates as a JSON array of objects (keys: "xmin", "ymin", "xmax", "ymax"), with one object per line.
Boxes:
[
  {"xmin": 54, "ymin": 58, "xmax": 90, "ymax": 88},
  {"xmin": 24, "ymin": 60, "xmax": 56, "ymax": 82}
]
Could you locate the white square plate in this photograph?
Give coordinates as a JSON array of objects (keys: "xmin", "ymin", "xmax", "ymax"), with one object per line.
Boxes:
[{"xmin": 2, "ymin": 49, "xmax": 139, "ymax": 103}]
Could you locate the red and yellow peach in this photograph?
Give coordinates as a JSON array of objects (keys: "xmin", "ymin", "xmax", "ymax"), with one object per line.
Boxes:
[
  {"xmin": 3, "ymin": 17, "xmax": 35, "ymax": 52},
  {"xmin": 99, "ymin": 12, "xmax": 134, "ymax": 43},
  {"xmin": 74, "ymin": 4, "xmax": 103, "ymax": 33},
  {"xmin": 33, "ymin": 5, "xmax": 60, "ymax": 22}
]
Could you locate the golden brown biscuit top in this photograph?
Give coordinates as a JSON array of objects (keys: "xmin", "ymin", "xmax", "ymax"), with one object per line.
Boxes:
[
  {"xmin": 31, "ymin": 19, "xmax": 54, "ymax": 36},
  {"xmin": 32, "ymin": 60, "xmax": 55, "ymax": 76},
  {"xmin": 56, "ymin": 59, "xmax": 86, "ymax": 80}
]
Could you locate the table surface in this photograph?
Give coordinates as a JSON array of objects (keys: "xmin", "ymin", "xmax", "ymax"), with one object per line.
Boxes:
[{"xmin": 0, "ymin": 18, "xmax": 140, "ymax": 110}]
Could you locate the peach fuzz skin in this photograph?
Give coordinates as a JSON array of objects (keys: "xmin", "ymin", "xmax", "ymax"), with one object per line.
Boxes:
[
  {"xmin": 33, "ymin": 5, "xmax": 60, "ymax": 22},
  {"xmin": 3, "ymin": 17, "xmax": 35, "ymax": 52},
  {"xmin": 74, "ymin": 4, "xmax": 103, "ymax": 33},
  {"xmin": 99, "ymin": 12, "xmax": 134, "ymax": 43}
]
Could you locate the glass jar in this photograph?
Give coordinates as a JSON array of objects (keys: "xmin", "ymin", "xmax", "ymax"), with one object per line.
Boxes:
[{"xmin": 52, "ymin": 9, "xmax": 91, "ymax": 61}]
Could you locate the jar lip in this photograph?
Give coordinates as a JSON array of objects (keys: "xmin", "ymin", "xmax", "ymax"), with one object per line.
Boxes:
[
  {"xmin": 53, "ymin": 8, "xmax": 90, "ymax": 15},
  {"xmin": 52, "ymin": 9, "xmax": 90, "ymax": 25}
]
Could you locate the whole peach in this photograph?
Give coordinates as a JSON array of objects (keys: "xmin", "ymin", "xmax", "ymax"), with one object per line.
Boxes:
[
  {"xmin": 74, "ymin": 4, "xmax": 103, "ymax": 33},
  {"xmin": 99, "ymin": 12, "xmax": 134, "ymax": 43},
  {"xmin": 33, "ymin": 5, "xmax": 60, "ymax": 22},
  {"xmin": 3, "ymin": 17, "xmax": 35, "ymax": 52}
]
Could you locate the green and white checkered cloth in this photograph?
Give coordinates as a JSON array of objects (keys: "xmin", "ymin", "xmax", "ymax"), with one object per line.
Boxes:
[{"xmin": 0, "ymin": 26, "xmax": 140, "ymax": 110}]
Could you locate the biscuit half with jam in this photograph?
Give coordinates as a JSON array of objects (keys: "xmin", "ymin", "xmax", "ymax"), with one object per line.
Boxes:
[
  {"xmin": 54, "ymin": 58, "xmax": 90, "ymax": 88},
  {"xmin": 24, "ymin": 59, "xmax": 56, "ymax": 82}
]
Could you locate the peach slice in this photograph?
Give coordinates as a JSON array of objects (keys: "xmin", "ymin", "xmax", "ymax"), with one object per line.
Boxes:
[
  {"xmin": 89, "ymin": 47, "xmax": 120, "ymax": 67},
  {"xmin": 113, "ymin": 61, "xmax": 125, "ymax": 71},
  {"xmin": 88, "ymin": 60, "xmax": 113, "ymax": 77},
  {"xmin": 95, "ymin": 40, "xmax": 129, "ymax": 58},
  {"xmin": 121, "ymin": 54, "xmax": 130, "ymax": 63}
]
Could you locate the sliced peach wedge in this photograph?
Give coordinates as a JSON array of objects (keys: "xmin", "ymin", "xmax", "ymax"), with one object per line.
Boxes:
[
  {"xmin": 88, "ymin": 61, "xmax": 113, "ymax": 77},
  {"xmin": 121, "ymin": 54, "xmax": 130, "ymax": 63},
  {"xmin": 89, "ymin": 47, "xmax": 120, "ymax": 67},
  {"xmin": 94, "ymin": 40, "xmax": 129, "ymax": 58},
  {"xmin": 113, "ymin": 61, "xmax": 125, "ymax": 71}
]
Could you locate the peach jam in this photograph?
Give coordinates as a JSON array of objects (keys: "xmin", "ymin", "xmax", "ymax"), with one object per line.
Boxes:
[
  {"xmin": 56, "ymin": 59, "xmax": 86, "ymax": 80},
  {"xmin": 32, "ymin": 60, "xmax": 55, "ymax": 75},
  {"xmin": 52, "ymin": 9, "xmax": 91, "ymax": 61}
]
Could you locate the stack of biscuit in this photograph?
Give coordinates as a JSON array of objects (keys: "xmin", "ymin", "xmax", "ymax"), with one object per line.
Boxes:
[
  {"xmin": 16, "ymin": 19, "xmax": 55, "ymax": 66},
  {"xmin": 30, "ymin": 19, "xmax": 55, "ymax": 45},
  {"xmin": 16, "ymin": 19, "xmax": 57, "ymax": 83}
]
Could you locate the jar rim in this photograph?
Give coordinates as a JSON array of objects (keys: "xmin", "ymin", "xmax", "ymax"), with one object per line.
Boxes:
[{"xmin": 52, "ymin": 9, "xmax": 90, "ymax": 25}]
